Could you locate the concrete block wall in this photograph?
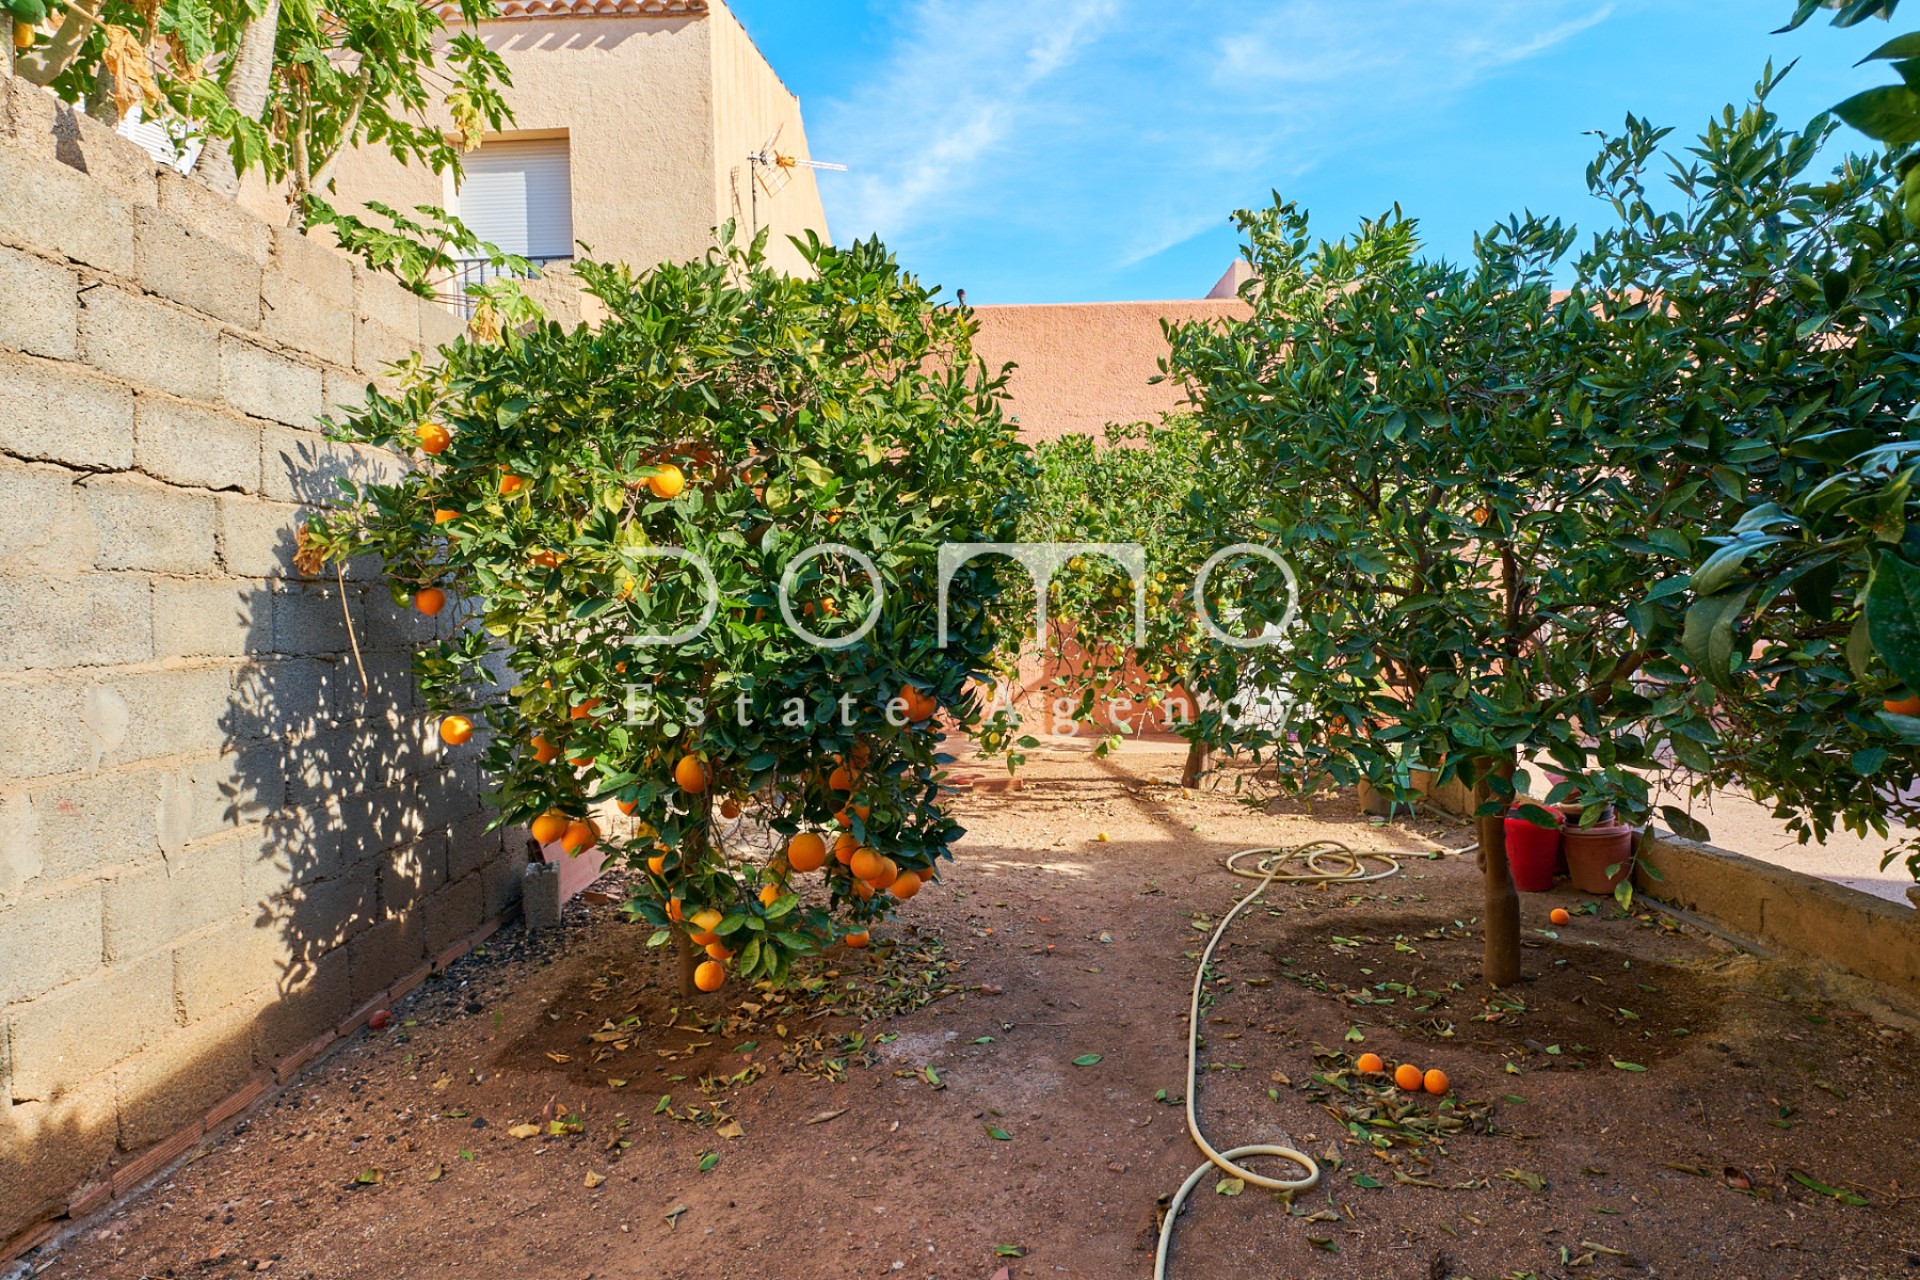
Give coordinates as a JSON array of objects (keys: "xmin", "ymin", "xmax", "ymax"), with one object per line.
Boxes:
[{"xmin": 0, "ymin": 74, "xmax": 522, "ymax": 1256}]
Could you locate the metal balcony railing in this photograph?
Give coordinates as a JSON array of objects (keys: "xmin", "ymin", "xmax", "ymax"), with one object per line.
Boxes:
[{"xmin": 440, "ymin": 255, "xmax": 573, "ymax": 316}]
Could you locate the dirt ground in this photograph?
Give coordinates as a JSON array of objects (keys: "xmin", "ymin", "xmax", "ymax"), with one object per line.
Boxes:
[{"xmin": 29, "ymin": 745, "xmax": 1920, "ymax": 1280}]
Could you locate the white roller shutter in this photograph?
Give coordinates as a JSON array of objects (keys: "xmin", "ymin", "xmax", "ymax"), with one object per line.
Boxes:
[{"xmin": 456, "ymin": 138, "xmax": 574, "ymax": 259}]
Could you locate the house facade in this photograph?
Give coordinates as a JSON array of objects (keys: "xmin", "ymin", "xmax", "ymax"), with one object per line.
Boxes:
[{"xmin": 324, "ymin": 0, "xmax": 830, "ymax": 285}]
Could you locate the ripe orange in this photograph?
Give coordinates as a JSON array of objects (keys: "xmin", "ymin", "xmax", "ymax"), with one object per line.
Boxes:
[
  {"xmin": 1394, "ymin": 1063, "xmax": 1424, "ymax": 1092},
  {"xmin": 866, "ymin": 856, "xmax": 899, "ymax": 891},
  {"xmin": 834, "ymin": 833, "xmax": 860, "ymax": 865},
  {"xmin": 844, "ymin": 931, "xmax": 870, "ymax": 949},
  {"xmin": 561, "ymin": 819, "xmax": 598, "ymax": 855},
  {"xmin": 1355, "ymin": 1052, "xmax": 1385, "ymax": 1075},
  {"xmin": 666, "ymin": 897, "xmax": 684, "ymax": 922},
  {"xmin": 787, "ymin": 832, "xmax": 828, "ymax": 873},
  {"xmin": 530, "ymin": 812, "xmax": 568, "ymax": 846},
  {"xmin": 438, "ymin": 714, "xmax": 474, "ymax": 745},
  {"xmin": 719, "ymin": 797, "xmax": 743, "ymax": 819},
  {"xmin": 850, "ymin": 846, "xmax": 887, "ymax": 882},
  {"xmin": 648, "ymin": 854, "xmax": 667, "ymax": 875},
  {"xmin": 690, "ymin": 908, "xmax": 723, "ymax": 934},
  {"xmin": 570, "ymin": 697, "xmax": 601, "ymax": 721},
  {"xmin": 897, "ymin": 686, "xmax": 937, "ymax": 723},
  {"xmin": 617, "ymin": 796, "xmax": 640, "ymax": 817},
  {"xmin": 1423, "ymin": 1068, "xmax": 1450, "ymax": 1095},
  {"xmin": 1885, "ymin": 695, "xmax": 1920, "ymax": 716},
  {"xmin": 694, "ymin": 959, "xmax": 725, "ymax": 992},
  {"xmin": 853, "ymin": 879, "xmax": 875, "ymax": 901},
  {"xmin": 433, "ymin": 508, "xmax": 460, "ymax": 524},
  {"xmin": 647, "ymin": 464, "xmax": 685, "ymax": 500},
  {"xmin": 499, "ymin": 472, "xmax": 524, "ymax": 496},
  {"xmin": 827, "ymin": 764, "xmax": 855, "ymax": 792},
  {"xmin": 416, "ymin": 423, "xmax": 451, "ymax": 455},
  {"xmin": 1549, "ymin": 907, "xmax": 1571, "ymax": 926},
  {"xmin": 705, "ymin": 941, "xmax": 735, "ymax": 961},
  {"xmin": 531, "ymin": 736, "xmax": 560, "ymax": 764},
  {"xmin": 759, "ymin": 883, "xmax": 780, "ymax": 907},
  {"xmin": 413, "ymin": 587, "xmax": 446, "ymax": 617},
  {"xmin": 531, "ymin": 549, "xmax": 564, "ymax": 569},
  {"xmin": 889, "ymin": 871, "xmax": 921, "ymax": 900},
  {"xmin": 674, "ymin": 755, "xmax": 709, "ymax": 794}
]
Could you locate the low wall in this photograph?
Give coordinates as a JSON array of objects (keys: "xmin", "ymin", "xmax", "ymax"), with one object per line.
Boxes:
[
  {"xmin": 0, "ymin": 74, "xmax": 523, "ymax": 1257},
  {"xmin": 969, "ymin": 299, "xmax": 1249, "ymax": 442}
]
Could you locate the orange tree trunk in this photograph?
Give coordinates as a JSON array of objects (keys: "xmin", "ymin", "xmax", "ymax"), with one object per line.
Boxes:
[{"xmin": 1474, "ymin": 753, "xmax": 1522, "ymax": 987}]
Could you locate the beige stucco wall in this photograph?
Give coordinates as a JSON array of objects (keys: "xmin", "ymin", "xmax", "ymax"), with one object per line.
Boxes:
[
  {"xmin": 969, "ymin": 299, "xmax": 1251, "ymax": 442},
  {"xmin": 707, "ymin": 3, "xmax": 827, "ymax": 277},
  {"xmin": 322, "ymin": 2, "xmax": 826, "ymax": 283}
]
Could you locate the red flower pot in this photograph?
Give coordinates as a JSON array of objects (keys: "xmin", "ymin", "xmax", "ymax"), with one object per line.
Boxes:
[
  {"xmin": 1504, "ymin": 811, "xmax": 1562, "ymax": 893},
  {"xmin": 1563, "ymin": 824, "xmax": 1636, "ymax": 894}
]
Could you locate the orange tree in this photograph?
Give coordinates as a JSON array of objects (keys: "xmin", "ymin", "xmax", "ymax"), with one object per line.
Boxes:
[{"xmin": 307, "ymin": 229, "xmax": 1031, "ymax": 994}]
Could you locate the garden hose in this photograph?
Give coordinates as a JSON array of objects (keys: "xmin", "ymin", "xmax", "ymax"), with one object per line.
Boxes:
[{"xmin": 1154, "ymin": 840, "xmax": 1406, "ymax": 1278}]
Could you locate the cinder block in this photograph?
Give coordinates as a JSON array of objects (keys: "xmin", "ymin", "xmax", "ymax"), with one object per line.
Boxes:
[
  {"xmin": 423, "ymin": 872, "xmax": 487, "ymax": 954},
  {"xmin": 134, "ymin": 205, "xmax": 262, "ymax": 328},
  {"xmin": 227, "ymin": 654, "xmax": 342, "ymax": 741},
  {"xmin": 272, "ymin": 225, "xmax": 353, "ymax": 302},
  {"xmin": 6, "ymin": 963, "xmax": 176, "ymax": 1101},
  {"xmin": 262, "ymin": 267, "xmax": 355, "ymax": 367},
  {"xmin": 105, "ymin": 665, "xmax": 237, "ymax": 766},
  {"xmin": 0, "ymin": 1078, "xmax": 118, "ymax": 1242},
  {"xmin": 416, "ymin": 758, "xmax": 482, "ymax": 833},
  {"xmin": 446, "ymin": 810, "xmax": 506, "ymax": 883},
  {"xmin": 0, "ymin": 459, "xmax": 99, "ymax": 574},
  {"xmin": 103, "ymin": 842, "xmax": 254, "ymax": 964},
  {"xmin": 353, "ymin": 316, "xmax": 417, "ymax": 377},
  {"xmin": 0, "ymin": 139, "xmax": 135, "ymax": 275},
  {"xmin": 172, "ymin": 916, "xmax": 277, "ymax": 1023},
  {"xmin": 354, "ymin": 265, "xmax": 424, "ymax": 340},
  {"xmin": 153, "ymin": 576, "xmax": 266, "ymax": 658},
  {"xmin": 27, "ymin": 763, "xmax": 163, "ymax": 881},
  {"xmin": 215, "ymin": 495, "xmax": 304, "ymax": 578},
  {"xmin": 287, "ymin": 719, "xmax": 426, "ymax": 810},
  {"xmin": 6, "ymin": 84, "xmax": 159, "ymax": 208},
  {"xmin": 181, "ymin": 744, "xmax": 286, "ymax": 841},
  {"xmin": 419, "ymin": 297, "xmax": 467, "ymax": 351},
  {"xmin": 262, "ymin": 428, "xmax": 405, "ymax": 506},
  {"xmin": 83, "ymin": 472, "xmax": 217, "ymax": 573},
  {"xmin": 156, "ymin": 169, "xmax": 272, "ymax": 265},
  {"xmin": 135, "ymin": 396, "xmax": 262, "ymax": 492},
  {"xmin": 481, "ymin": 851, "xmax": 526, "ymax": 921},
  {"xmin": 381, "ymin": 836, "xmax": 449, "ymax": 916},
  {"xmin": 251, "ymin": 943, "xmax": 350, "ymax": 1067},
  {"xmin": 113, "ymin": 1002, "xmax": 256, "ymax": 1150},
  {"xmin": 323, "ymin": 365, "xmax": 375, "ymax": 419},
  {"xmin": 335, "ymin": 782, "xmax": 423, "ymax": 869},
  {"xmin": 79, "ymin": 286, "xmax": 221, "ymax": 404},
  {"xmin": 254, "ymin": 797, "xmax": 346, "ymax": 892},
  {"xmin": 0, "ymin": 881, "xmax": 103, "ymax": 1006},
  {"xmin": 0, "ymin": 352, "xmax": 136, "ymax": 469},
  {"xmin": 346, "ymin": 912, "xmax": 427, "ymax": 1005},
  {"xmin": 0, "ymin": 572, "xmax": 150, "ymax": 672},
  {"xmin": 0, "ymin": 243, "xmax": 79, "ymax": 359},
  {"xmin": 271, "ymin": 582, "xmax": 353, "ymax": 655},
  {"xmin": 221, "ymin": 337, "xmax": 324, "ymax": 428},
  {"xmin": 0, "ymin": 676, "xmax": 90, "ymax": 781},
  {"xmin": 281, "ymin": 857, "xmax": 380, "ymax": 953}
]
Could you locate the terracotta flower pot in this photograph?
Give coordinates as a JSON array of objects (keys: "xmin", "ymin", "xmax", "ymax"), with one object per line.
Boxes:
[
  {"xmin": 1503, "ymin": 810, "xmax": 1562, "ymax": 893},
  {"xmin": 1563, "ymin": 824, "xmax": 1636, "ymax": 894}
]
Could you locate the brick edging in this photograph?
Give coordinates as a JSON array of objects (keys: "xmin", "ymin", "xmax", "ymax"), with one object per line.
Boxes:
[{"xmin": 1, "ymin": 907, "xmax": 519, "ymax": 1269}]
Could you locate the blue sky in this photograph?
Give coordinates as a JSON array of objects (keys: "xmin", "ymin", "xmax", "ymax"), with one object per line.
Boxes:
[{"xmin": 725, "ymin": 1, "xmax": 1904, "ymax": 304}]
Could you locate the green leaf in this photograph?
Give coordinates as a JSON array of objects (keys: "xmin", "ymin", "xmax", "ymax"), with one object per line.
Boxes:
[
  {"xmin": 1071, "ymin": 1053, "xmax": 1103, "ymax": 1066},
  {"xmin": 984, "ymin": 1124, "xmax": 1011, "ymax": 1141},
  {"xmin": 1865, "ymin": 554, "xmax": 1920, "ymax": 691},
  {"xmin": 1659, "ymin": 806, "xmax": 1710, "ymax": 843},
  {"xmin": 1351, "ymin": 1174, "xmax": 1383, "ymax": 1189},
  {"xmin": 1682, "ymin": 587, "xmax": 1754, "ymax": 689},
  {"xmin": 697, "ymin": 1151, "xmax": 719, "ymax": 1172},
  {"xmin": 1216, "ymin": 1176, "xmax": 1246, "ymax": 1196},
  {"xmin": 1610, "ymin": 1058, "xmax": 1647, "ymax": 1072},
  {"xmin": 1787, "ymin": 1168, "xmax": 1869, "ymax": 1206},
  {"xmin": 1834, "ymin": 84, "xmax": 1920, "ymax": 145}
]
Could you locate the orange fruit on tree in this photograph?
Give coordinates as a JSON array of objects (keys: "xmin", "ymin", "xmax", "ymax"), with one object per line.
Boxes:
[
  {"xmin": 648, "ymin": 854, "xmax": 667, "ymax": 875},
  {"xmin": 693, "ymin": 960, "xmax": 725, "ymax": 993},
  {"xmin": 666, "ymin": 897, "xmax": 684, "ymax": 922},
  {"xmin": 416, "ymin": 423, "xmax": 452, "ymax": 455},
  {"xmin": 705, "ymin": 941, "xmax": 735, "ymax": 961},
  {"xmin": 719, "ymin": 797, "xmax": 743, "ymax": 819},
  {"xmin": 413, "ymin": 586, "xmax": 447, "ymax": 617},
  {"xmin": 438, "ymin": 714, "xmax": 474, "ymax": 745},
  {"xmin": 530, "ymin": 812, "xmax": 568, "ymax": 846},
  {"xmin": 531, "ymin": 549, "xmax": 564, "ymax": 569},
  {"xmin": 759, "ymin": 883, "xmax": 781, "ymax": 907},
  {"xmin": 844, "ymin": 931, "xmax": 870, "ymax": 949},
  {"xmin": 827, "ymin": 764, "xmax": 855, "ymax": 792},
  {"xmin": 787, "ymin": 832, "xmax": 828, "ymax": 873},
  {"xmin": 849, "ymin": 846, "xmax": 887, "ymax": 883},
  {"xmin": 570, "ymin": 697, "xmax": 601, "ymax": 720},
  {"xmin": 850, "ymin": 741, "xmax": 873, "ymax": 769},
  {"xmin": 617, "ymin": 796, "xmax": 640, "ymax": 816},
  {"xmin": 865, "ymin": 856, "xmax": 899, "ymax": 891},
  {"xmin": 889, "ymin": 871, "xmax": 921, "ymax": 900},
  {"xmin": 1355, "ymin": 1052, "xmax": 1385, "ymax": 1075},
  {"xmin": 1885, "ymin": 695, "xmax": 1920, "ymax": 716},
  {"xmin": 690, "ymin": 908, "xmax": 723, "ymax": 934},
  {"xmin": 561, "ymin": 819, "xmax": 598, "ymax": 855},
  {"xmin": 498, "ymin": 472, "xmax": 524, "ymax": 496},
  {"xmin": 1423, "ymin": 1068, "xmax": 1450, "ymax": 1095},
  {"xmin": 675, "ymin": 754, "xmax": 709, "ymax": 794},
  {"xmin": 647, "ymin": 464, "xmax": 686, "ymax": 500},
  {"xmin": 433, "ymin": 508, "xmax": 460, "ymax": 524},
  {"xmin": 853, "ymin": 879, "xmax": 875, "ymax": 901},
  {"xmin": 531, "ymin": 736, "xmax": 560, "ymax": 764},
  {"xmin": 1549, "ymin": 907, "xmax": 1571, "ymax": 925},
  {"xmin": 834, "ymin": 833, "xmax": 859, "ymax": 865},
  {"xmin": 1394, "ymin": 1063, "xmax": 1424, "ymax": 1091}
]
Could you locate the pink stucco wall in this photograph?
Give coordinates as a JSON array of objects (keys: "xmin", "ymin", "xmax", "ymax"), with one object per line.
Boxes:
[{"xmin": 968, "ymin": 299, "xmax": 1251, "ymax": 442}]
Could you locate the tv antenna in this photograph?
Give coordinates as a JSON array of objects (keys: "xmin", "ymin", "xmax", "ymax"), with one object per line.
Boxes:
[{"xmin": 748, "ymin": 124, "xmax": 847, "ymax": 236}]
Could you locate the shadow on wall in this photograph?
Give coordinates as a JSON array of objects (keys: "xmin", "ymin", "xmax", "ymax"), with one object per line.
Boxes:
[{"xmin": 495, "ymin": 16, "xmax": 697, "ymax": 56}]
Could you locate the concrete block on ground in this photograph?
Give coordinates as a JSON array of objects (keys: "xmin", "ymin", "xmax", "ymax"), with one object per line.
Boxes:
[
  {"xmin": 133, "ymin": 205, "xmax": 263, "ymax": 328},
  {"xmin": 522, "ymin": 861, "xmax": 561, "ymax": 931},
  {"xmin": 0, "ymin": 243, "xmax": 79, "ymax": 359},
  {"xmin": 135, "ymin": 395, "xmax": 263, "ymax": 492},
  {"xmin": 0, "ymin": 351, "xmax": 136, "ymax": 469},
  {"xmin": 80, "ymin": 286, "xmax": 221, "ymax": 404}
]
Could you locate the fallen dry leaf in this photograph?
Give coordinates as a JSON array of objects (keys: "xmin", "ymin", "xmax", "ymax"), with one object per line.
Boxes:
[
  {"xmin": 584, "ymin": 1171, "xmax": 606, "ymax": 1188},
  {"xmin": 508, "ymin": 1123, "xmax": 542, "ymax": 1140},
  {"xmin": 805, "ymin": 1108, "xmax": 848, "ymax": 1125}
]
